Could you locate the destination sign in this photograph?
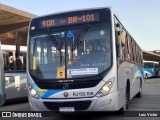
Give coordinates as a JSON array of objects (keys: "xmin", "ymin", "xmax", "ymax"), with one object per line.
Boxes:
[{"xmin": 40, "ymin": 13, "xmax": 99, "ymax": 28}]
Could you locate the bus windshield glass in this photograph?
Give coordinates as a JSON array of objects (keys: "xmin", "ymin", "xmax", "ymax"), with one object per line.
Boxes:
[
  {"xmin": 144, "ymin": 62, "xmax": 154, "ymax": 68},
  {"xmin": 29, "ymin": 24, "xmax": 111, "ymax": 80}
]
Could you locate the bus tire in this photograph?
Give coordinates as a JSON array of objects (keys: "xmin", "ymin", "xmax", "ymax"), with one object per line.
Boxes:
[
  {"xmin": 145, "ymin": 74, "xmax": 148, "ymax": 79},
  {"xmin": 118, "ymin": 84, "xmax": 130, "ymax": 114}
]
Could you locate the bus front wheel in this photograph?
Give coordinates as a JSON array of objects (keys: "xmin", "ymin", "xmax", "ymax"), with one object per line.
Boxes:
[
  {"xmin": 145, "ymin": 74, "xmax": 148, "ymax": 79},
  {"xmin": 118, "ymin": 85, "xmax": 129, "ymax": 114}
]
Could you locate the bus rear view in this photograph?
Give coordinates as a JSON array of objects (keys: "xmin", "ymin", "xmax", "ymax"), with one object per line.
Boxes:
[{"xmin": 27, "ymin": 7, "xmax": 143, "ymax": 112}]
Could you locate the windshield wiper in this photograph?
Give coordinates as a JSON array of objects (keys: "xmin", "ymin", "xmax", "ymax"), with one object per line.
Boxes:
[
  {"xmin": 46, "ymin": 29, "xmax": 60, "ymax": 49},
  {"xmin": 32, "ymin": 34, "xmax": 38, "ymax": 55},
  {"xmin": 71, "ymin": 25, "xmax": 89, "ymax": 51}
]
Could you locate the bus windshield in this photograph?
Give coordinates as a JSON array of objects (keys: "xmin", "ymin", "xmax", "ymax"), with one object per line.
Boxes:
[
  {"xmin": 29, "ymin": 24, "xmax": 111, "ymax": 80},
  {"xmin": 144, "ymin": 62, "xmax": 154, "ymax": 68}
]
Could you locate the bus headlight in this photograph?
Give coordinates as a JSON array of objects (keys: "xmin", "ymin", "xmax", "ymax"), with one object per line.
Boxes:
[
  {"xmin": 29, "ymin": 86, "xmax": 40, "ymax": 99},
  {"xmin": 96, "ymin": 78, "xmax": 114, "ymax": 97}
]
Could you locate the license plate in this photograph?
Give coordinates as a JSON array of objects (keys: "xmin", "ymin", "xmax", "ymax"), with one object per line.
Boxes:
[{"xmin": 59, "ymin": 107, "xmax": 75, "ymax": 112}]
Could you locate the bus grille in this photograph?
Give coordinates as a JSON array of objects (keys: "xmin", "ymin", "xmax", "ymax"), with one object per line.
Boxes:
[
  {"xmin": 37, "ymin": 80, "xmax": 100, "ymax": 89},
  {"xmin": 43, "ymin": 101, "xmax": 92, "ymax": 111}
]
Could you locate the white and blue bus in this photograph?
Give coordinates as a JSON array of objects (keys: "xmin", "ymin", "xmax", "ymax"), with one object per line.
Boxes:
[
  {"xmin": 143, "ymin": 60, "xmax": 160, "ymax": 79},
  {"xmin": 3, "ymin": 48, "xmax": 27, "ymax": 101},
  {"xmin": 27, "ymin": 7, "xmax": 143, "ymax": 112},
  {"xmin": 0, "ymin": 45, "xmax": 28, "ymax": 106}
]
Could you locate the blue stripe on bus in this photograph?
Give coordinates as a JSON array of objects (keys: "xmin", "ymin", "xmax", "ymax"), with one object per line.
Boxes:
[
  {"xmin": 41, "ymin": 90, "xmax": 64, "ymax": 98},
  {"xmin": 32, "ymin": 84, "xmax": 64, "ymax": 98},
  {"xmin": 144, "ymin": 68, "xmax": 154, "ymax": 75}
]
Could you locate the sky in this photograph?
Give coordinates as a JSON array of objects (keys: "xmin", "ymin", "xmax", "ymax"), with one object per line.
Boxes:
[{"xmin": 0, "ymin": 0, "xmax": 160, "ymax": 51}]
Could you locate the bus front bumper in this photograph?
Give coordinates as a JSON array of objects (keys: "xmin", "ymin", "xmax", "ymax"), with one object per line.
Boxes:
[{"xmin": 28, "ymin": 90, "xmax": 121, "ymax": 111}]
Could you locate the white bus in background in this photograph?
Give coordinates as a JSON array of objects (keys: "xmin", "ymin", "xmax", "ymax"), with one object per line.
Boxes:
[
  {"xmin": 0, "ymin": 45, "xmax": 28, "ymax": 105},
  {"xmin": 27, "ymin": 7, "xmax": 143, "ymax": 113}
]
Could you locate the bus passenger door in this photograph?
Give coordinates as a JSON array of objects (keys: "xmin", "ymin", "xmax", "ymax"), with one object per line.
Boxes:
[
  {"xmin": 116, "ymin": 30, "xmax": 126, "ymax": 86},
  {"xmin": 114, "ymin": 20, "xmax": 126, "ymax": 90}
]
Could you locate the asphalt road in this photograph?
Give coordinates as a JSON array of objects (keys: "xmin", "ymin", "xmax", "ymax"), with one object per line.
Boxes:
[{"xmin": 1, "ymin": 78, "xmax": 160, "ymax": 120}]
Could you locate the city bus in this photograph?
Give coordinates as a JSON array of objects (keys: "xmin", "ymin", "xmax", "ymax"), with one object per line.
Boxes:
[
  {"xmin": 0, "ymin": 45, "xmax": 28, "ymax": 106},
  {"xmin": 143, "ymin": 60, "xmax": 160, "ymax": 79},
  {"xmin": 27, "ymin": 7, "xmax": 143, "ymax": 112}
]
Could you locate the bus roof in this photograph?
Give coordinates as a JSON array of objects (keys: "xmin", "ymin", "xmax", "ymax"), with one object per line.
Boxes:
[
  {"xmin": 143, "ymin": 60, "xmax": 159, "ymax": 64},
  {"xmin": 32, "ymin": 7, "xmax": 112, "ymax": 20}
]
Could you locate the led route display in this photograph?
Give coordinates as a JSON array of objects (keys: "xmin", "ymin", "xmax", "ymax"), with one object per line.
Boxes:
[{"xmin": 41, "ymin": 13, "xmax": 99, "ymax": 28}]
